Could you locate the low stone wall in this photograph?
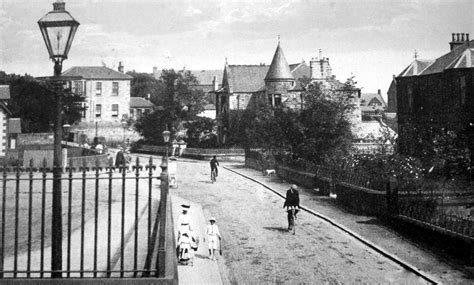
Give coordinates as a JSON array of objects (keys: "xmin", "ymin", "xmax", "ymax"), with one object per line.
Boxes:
[
  {"xmin": 67, "ymin": 154, "xmax": 111, "ymax": 170},
  {"xmin": 134, "ymin": 145, "xmax": 245, "ymax": 162},
  {"xmin": 335, "ymin": 182, "xmax": 387, "ymax": 216}
]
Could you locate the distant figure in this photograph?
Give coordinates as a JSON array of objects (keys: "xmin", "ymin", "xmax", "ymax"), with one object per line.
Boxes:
[
  {"xmin": 177, "ymin": 203, "xmax": 192, "ymax": 239},
  {"xmin": 210, "ymin": 155, "xmax": 219, "ymax": 177},
  {"xmin": 95, "ymin": 142, "xmax": 104, "ymax": 154},
  {"xmin": 115, "ymin": 147, "xmax": 126, "ymax": 172},
  {"xmin": 205, "ymin": 217, "xmax": 221, "ymax": 261},
  {"xmin": 283, "ymin": 184, "xmax": 300, "ymax": 231}
]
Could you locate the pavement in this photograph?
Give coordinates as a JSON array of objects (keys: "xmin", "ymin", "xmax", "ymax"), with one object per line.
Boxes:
[
  {"xmin": 222, "ymin": 164, "xmax": 469, "ymax": 283},
  {"xmin": 171, "ymin": 195, "xmax": 223, "ymax": 285}
]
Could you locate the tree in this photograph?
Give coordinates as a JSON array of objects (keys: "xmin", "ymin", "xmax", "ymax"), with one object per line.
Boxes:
[
  {"xmin": 134, "ymin": 69, "xmax": 207, "ymax": 143},
  {"xmin": 0, "ymin": 71, "xmax": 85, "ymax": 133},
  {"xmin": 126, "ymin": 71, "xmax": 163, "ymax": 105},
  {"xmin": 185, "ymin": 117, "xmax": 217, "ymax": 148}
]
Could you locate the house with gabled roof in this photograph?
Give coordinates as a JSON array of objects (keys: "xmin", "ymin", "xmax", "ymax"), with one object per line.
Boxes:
[
  {"xmin": 62, "ymin": 63, "xmax": 133, "ymax": 124},
  {"xmin": 396, "ymin": 33, "xmax": 473, "ymax": 162}
]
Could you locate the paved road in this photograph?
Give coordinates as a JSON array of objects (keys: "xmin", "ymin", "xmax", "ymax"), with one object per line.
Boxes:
[{"xmin": 173, "ymin": 159, "xmax": 432, "ymax": 284}]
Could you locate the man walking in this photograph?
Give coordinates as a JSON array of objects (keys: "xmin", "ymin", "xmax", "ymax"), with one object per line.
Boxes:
[
  {"xmin": 210, "ymin": 155, "xmax": 219, "ymax": 178},
  {"xmin": 283, "ymin": 184, "xmax": 300, "ymax": 231}
]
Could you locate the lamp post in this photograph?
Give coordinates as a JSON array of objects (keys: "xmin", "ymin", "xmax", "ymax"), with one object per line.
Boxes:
[
  {"xmin": 38, "ymin": 0, "xmax": 79, "ymax": 278},
  {"xmin": 62, "ymin": 123, "xmax": 71, "ymax": 147},
  {"xmin": 157, "ymin": 129, "xmax": 170, "ymax": 277},
  {"xmin": 121, "ymin": 120, "xmax": 127, "ymax": 144}
]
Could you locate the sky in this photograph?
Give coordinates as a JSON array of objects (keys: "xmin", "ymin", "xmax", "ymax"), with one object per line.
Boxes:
[{"xmin": 0, "ymin": 0, "xmax": 472, "ymax": 100}]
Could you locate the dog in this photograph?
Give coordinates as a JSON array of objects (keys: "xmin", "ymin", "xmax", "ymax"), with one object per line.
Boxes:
[{"xmin": 265, "ymin": 169, "xmax": 276, "ymax": 176}]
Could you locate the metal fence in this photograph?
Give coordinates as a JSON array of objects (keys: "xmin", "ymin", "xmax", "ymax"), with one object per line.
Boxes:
[{"xmin": 0, "ymin": 156, "xmax": 169, "ymax": 279}]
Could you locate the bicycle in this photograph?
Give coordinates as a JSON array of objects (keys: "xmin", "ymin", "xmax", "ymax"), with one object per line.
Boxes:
[{"xmin": 211, "ymin": 168, "xmax": 217, "ymax": 183}]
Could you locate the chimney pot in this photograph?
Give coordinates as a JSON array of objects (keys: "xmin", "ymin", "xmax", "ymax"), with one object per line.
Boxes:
[
  {"xmin": 462, "ymin": 33, "xmax": 465, "ymax": 41},
  {"xmin": 452, "ymin": 33, "xmax": 455, "ymax": 41},
  {"xmin": 467, "ymin": 34, "xmax": 470, "ymax": 42},
  {"xmin": 378, "ymin": 89, "xmax": 381, "ymax": 95},
  {"xmin": 457, "ymin": 33, "xmax": 461, "ymax": 41}
]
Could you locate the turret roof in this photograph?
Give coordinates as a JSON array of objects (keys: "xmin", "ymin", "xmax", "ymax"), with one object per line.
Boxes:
[{"xmin": 265, "ymin": 43, "xmax": 294, "ymax": 81}]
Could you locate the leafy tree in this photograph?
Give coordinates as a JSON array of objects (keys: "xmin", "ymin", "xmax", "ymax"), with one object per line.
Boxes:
[
  {"xmin": 0, "ymin": 71, "xmax": 85, "ymax": 133},
  {"xmin": 126, "ymin": 71, "xmax": 163, "ymax": 105},
  {"xmin": 134, "ymin": 69, "xmax": 207, "ymax": 143},
  {"xmin": 185, "ymin": 117, "xmax": 217, "ymax": 148}
]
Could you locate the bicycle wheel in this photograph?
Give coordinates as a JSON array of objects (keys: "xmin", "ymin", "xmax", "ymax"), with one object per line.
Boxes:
[{"xmin": 211, "ymin": 170, "xmax": 216, "ymax": 183}]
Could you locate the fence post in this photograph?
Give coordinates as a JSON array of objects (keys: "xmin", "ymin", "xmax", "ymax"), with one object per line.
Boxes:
[{"xmin": 157, "ymin": 156, "xmax": 169, "ymax": 277}]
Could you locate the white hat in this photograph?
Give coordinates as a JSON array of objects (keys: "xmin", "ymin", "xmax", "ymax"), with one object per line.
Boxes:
[
  {"xmin": 291, "ymin": 184, "xmax": 298, "ymax": 190},
  {"xmin": 209, "ymin": 217, "xmax": 216, "ymax": 221}
]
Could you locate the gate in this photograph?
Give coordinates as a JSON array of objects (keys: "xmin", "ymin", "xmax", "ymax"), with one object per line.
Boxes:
[{"xmin": 0, "ymin": 156, "xmax": 177, "ymax": 281}]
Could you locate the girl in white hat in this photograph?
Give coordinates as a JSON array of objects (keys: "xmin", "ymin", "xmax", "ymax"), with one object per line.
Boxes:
[{"xmin": 205, "ymin": 217, "xmax": 221, "ymax": 260}]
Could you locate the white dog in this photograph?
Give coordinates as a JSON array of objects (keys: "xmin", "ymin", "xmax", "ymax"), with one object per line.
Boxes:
[{"xmin": 265, "ymin": 169, "xmax": 276, "ymax": 176}]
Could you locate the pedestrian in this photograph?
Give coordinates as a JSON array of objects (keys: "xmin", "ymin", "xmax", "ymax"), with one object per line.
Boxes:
[
  {"xmin": 95, "ymin": 142, "xmax": 104, "ymax": 154},
  {"xmin": 177, "ymin": 230, "xmax": 192, "ymax": 265},
  {"xmin": 210, "ymin": 155, "xmax": 219, "ymax": 177},
  {"xmin": 283, "ymin": 184, "xmax": 300, "ymax": 231},
  {"xmin": 177, "ymin": 203, "xmax": 192, "ymax": 239},
  {"xmin": 205, "ymin": 217, "xmax": 221, "ymax": 261},
  {"xmin": 115, "ymin": 146, "xmax": 126, "ymax": 172}
]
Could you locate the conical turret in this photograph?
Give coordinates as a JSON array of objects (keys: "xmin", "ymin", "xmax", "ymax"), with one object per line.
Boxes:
[{"xmin": 265, "ymin": 42, "xmax": 294, "ymax": 82}]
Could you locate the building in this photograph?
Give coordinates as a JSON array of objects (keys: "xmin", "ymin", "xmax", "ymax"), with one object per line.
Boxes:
[
  {"xmin": 360, "ymin": 90, "xmax": 387, "ymax": 121},
  {"xmin": 396, "ymin": 33, "xmax": 473, "ymax": 163},
  {"xmin": 0, "ymin": 85, "xmax": 22, "ymax": 158},
  {"xmin": 62, "ymin": 63, "xmax": 133, "ymax": 123},
  {"xmin": 130, "ymin": 96, "xmax": 155, "ymax": 121}
]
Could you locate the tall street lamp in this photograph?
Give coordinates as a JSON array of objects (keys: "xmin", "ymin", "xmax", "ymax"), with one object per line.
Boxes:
[
  {"xmin": 121, "ymin": 120, "xmax": 128, "ymax": 144},
  {"xmin": 38, "ymin": 0, "xmax": 79, "ymax": 278},
  {"xmin": 157, "ymin": 129, "xmax": 170, "ymax": 277}
]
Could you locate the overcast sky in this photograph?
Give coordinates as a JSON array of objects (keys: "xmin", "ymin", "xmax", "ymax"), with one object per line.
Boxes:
[{"xmin": 0, "ymin": 0, "xmax": 472, "ymax": 99}]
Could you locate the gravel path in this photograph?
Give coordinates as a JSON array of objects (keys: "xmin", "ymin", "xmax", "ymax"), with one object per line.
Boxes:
[{"xmin": 174, "ymin": 159, "xmax": 431, "ymax": 284}]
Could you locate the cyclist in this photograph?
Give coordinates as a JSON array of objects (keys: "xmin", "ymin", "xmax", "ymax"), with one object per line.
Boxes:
[
  {"xmin": 283, "ymin": 184, "xmax": 300, "ymax": 231},
  {"xmin": 210, "ymin": 155, "xmax": 219, "ymax": 181}
]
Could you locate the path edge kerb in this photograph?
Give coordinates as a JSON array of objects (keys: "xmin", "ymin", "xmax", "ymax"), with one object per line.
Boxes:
[{"xmin": 223, "ymin": 166, "xmax": 440, "ymax": 285}]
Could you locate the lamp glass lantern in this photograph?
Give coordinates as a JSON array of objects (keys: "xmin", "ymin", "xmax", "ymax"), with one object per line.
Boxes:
[
  {"xmin": 38, "ymin": 1, "xmax": 79, "ymax": 66},
  {"xmin": 162, "ymin": 130, "xmax": 171, "ymax": 143}
]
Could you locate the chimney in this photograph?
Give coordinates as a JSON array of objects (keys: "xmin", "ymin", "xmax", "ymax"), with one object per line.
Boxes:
[
  {"xmin": 450, "ymin": 32, "xmax": 469, "ymax": 50},
  {"xmin": 118, "ymin": 61, "xmax": 124, "ymax": 73},
  {"xmin": 377, "ymin": 89, "xmax": 381, "ymax": 96},
  {"xmin": 212, "ymin": 76, "xmax": 218, "ymax": 91}
]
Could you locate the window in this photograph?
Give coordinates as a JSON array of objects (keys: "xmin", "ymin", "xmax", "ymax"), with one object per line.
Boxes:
[
  {"xmin": 112, "ymin": 104, "xmax": 119, "ymax": 117},
  {"xmin": 96, "ymin": 82, "xmax": 102, "ymax": 96},
  {"xmin": 112, "ymin": 82, "xmax": 119, "ymax": 96},
  {"xmin": 95, "ymin": 104, "xmax": 102, "ymax": 118},
  {"xmin": 74, "ymin": 81, "xmax": 83, "ymax": 95},
  {"xmin": 137, "ymin": 109, "xmax": 142, "ymax": 119},
  {"xmin": 274, "ymin": 94, "xmax": 282, "ymax": 106},
  {"xmin": 268, "ymin": 94, "xmax": 282, "ymax": 107},
  {"xmin": 130, "ymin": 109, "xmax": 135, "ymax": 119}
]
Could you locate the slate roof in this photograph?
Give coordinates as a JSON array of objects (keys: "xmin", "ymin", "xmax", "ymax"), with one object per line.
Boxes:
[
  {"xmin": 0, "ymin": 85, "xmax": 10, "ymax": 100},
  {"xmin": 398, "ymin": 41, "xmax": 474, "ymax": 78},
  {"xmin": 190, "ymin": 70, "xmax": 222, "ymax": 85},
  {"xmin": 8, "ymin": 118, "xmax": 21, "ymax": 134},
  {"xmin": 265, "ymin": 43, "xmax": 294, "ymax": 81},
  {"xmin": 421, "ymin": 41, "xmax": 474, "ymax": 75},
  {"xmin": 225, "ymin": 65, "xmax": 269, "ymax": 93},
  {"xmin": 360, "ymin": 93, "xmax": 387, "ymax": 108},
  {"xmin": 398, "ymin": 60, "xmax": 434, "ymax": 77},
  {"xmin": 62, "ymin": 66, "xmax": 133, "ymax": 80},
  {"xmin": 290, "ymin": 62, "xmax": 311, "ymax": 81},
  {"xmin": 130, "ymin": 97, "xmax": 155, "ymax": 108}
]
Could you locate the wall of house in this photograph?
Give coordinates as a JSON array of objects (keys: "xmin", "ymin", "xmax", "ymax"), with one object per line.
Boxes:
[
  {"xmin": 397, "ymin": 69, "xmax": 473, "ymax": 157},
  {"xmin": 81, "ymin": 79, "xmax": 131, "ymax": 123},
  {"xmin": 229, "ymin": 93, "xmax": 253, "ymax": 110}
]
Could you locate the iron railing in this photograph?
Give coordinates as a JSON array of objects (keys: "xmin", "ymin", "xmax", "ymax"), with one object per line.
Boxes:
[{"xmin": 0, "ymin": 156, "xmax": 169, "ymax": 279}]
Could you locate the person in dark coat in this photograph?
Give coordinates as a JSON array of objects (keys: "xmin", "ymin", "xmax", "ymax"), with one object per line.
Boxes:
[
  {"xmin": 283, "ymin": 184, "xmax": 300, "ymax": 231},
  {"xmin": 115, "ymin": 147, "xmax": 126, "ymax": 172}
]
